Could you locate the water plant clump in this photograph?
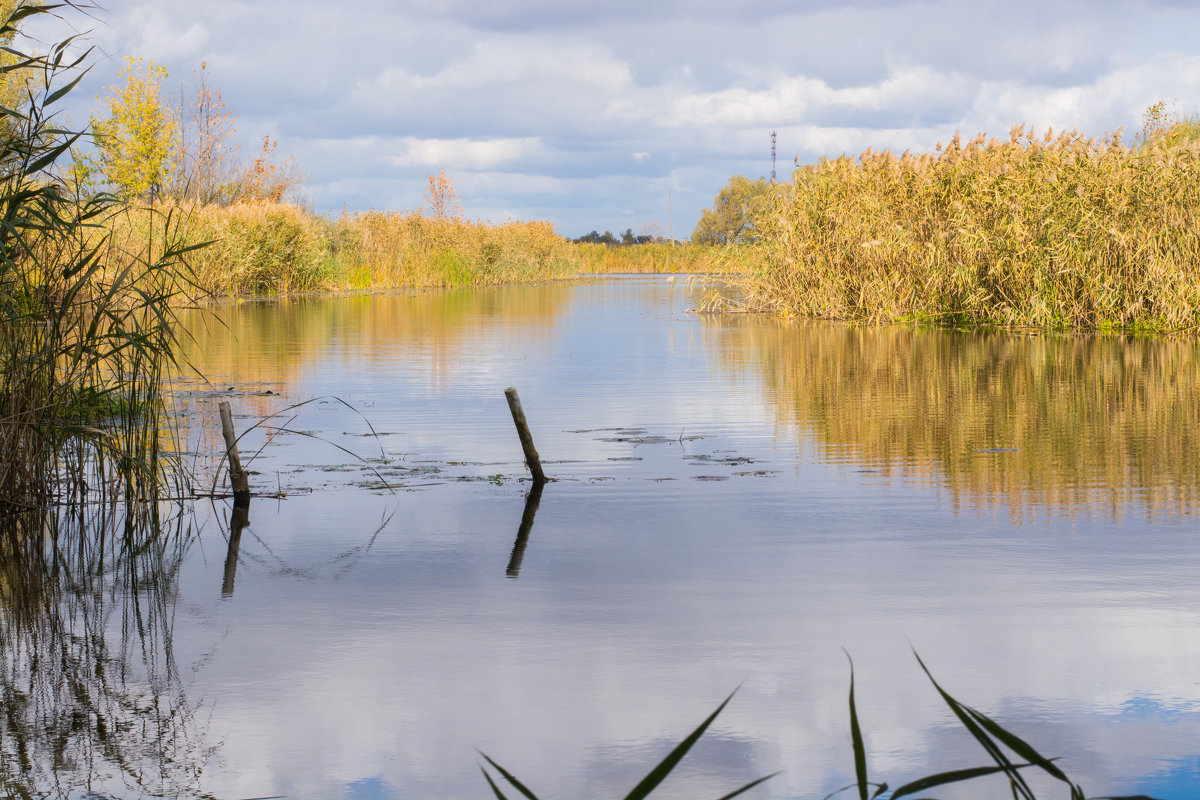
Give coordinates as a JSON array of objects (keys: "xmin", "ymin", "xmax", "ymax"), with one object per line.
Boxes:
[{"xmin": 721, "ymin": 118, "xmax": 1200, "ymax": 332}]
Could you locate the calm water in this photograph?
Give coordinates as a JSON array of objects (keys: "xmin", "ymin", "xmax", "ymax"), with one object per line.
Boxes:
[{"xmin": 6, "ymin": 275, "xmax": 1200, "ymax": 799}]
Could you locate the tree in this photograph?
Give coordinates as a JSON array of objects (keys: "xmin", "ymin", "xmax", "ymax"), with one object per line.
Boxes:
[
  {"xmin": 424, "ymin": 169, "xmax": 463, "ymax": 220},
  {"xmin": 239, "ymin": 134, "xmax": 300, "ymax": 203},
  {"xmin": 692, "ymin": 175, "xmax": 770, "ymax": 245},
  {"xmin": 177, "ymin": 61, "xmax": 239, "ymax": 203},
  {"xmin": 90, "ymin": 57, "xmax": 178, "ymax": 199},
  {"xmin": 574, "ymin": 230, "xmax": 617, "ymax": 244}
]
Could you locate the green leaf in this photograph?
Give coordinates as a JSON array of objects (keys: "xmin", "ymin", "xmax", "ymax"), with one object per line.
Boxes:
[
  {"xmin": 891, "ymin": 762, "xmax": 1041, "ymax": 798},
  {"xmin": 46, "ymin": 70, "xmax": 88, "ymax": 107},
  {"xmin": 622, "ymin": 690, "xmax": 738, "ymax": 800},
  {"xmin": 480, "ymin": 766, "xmax": 512, "ymax": 800},
  {"xmin": 846, "ymin": 652, "xmax": 869, "ymax": 800},
  {"xmin": 913, "ymin": 651, "xmax": 1038, "ymax": 800},
  {"xmin": 478, "ymin": 752, "xmax": 542, "ymax": 800},
  {"xmin": 710, "ymin": 771, "xmax": 779, "ymax": 800}
]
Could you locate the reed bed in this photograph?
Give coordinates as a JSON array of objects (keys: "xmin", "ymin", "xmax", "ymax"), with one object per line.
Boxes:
[
  {"xmin": 573, "ymin": 241, "xmax": 739, "ymax": 274},
  {"xmin": 331, "ymin": 210, "xmax": 576, "ymax": 288},
  {"xmin": 1, "ymin": 4, "xmax": 194, "ymax": 514},
  {"xmin": 722, "ymin": 123, "xmax": 1200, "ymax": 331},
  {"xmin": 104, "ymin": 204, "xmax": 580, "ymax": 296}
]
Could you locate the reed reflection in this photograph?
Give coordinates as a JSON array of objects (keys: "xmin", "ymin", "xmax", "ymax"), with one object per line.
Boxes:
[
  {"xmin": 711, "ymin": 319, "xmax": 1200, "ymax": 519},
  {"xmin": 0, "ymin": 502, "xmax": 213, "ymax": 799},
  {"xmin": 175, "ymin": 284, "xmax": 574, "ymax": 397}
]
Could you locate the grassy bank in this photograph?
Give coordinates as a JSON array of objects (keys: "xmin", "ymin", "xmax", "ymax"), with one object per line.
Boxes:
[
  {"xmin": 720, "ymin": 121, "xmax": 1200, "ymax": 331},
  {"xmin": 105, "ymin": 203, "xmax": 582, "ymax": 296}
]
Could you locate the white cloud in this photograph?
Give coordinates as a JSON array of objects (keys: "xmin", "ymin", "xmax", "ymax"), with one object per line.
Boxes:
[
  {"xmin": 389, "ymin": 136, "xmax": 545, "ymax": 170},
  {"xmin": 124, "ymin": 2, "xmax": 209, "ymax": 61},
  {"xmin": 360, "ymin": 39, "xmax": 630, "ymax": 95},
  {"xmin": 666, "ymin": 65, "xmax": 975, "ymax": 128}
]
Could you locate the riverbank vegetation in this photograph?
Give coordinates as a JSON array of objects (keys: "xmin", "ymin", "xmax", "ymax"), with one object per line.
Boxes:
[
  {"xmin": 1, "ymin": 2, "xmax": 195, "ymax": 513},
  {"xmin": 105, "ymin": 203, "xmax": 578, "ymax": 295},
  {"xmin": 712, "ymin": 110, "xmax": 1200, "ymax": 331},
  {"xmin": 573, "ymin": 240, "xmax": 737, "ymax": 274}
]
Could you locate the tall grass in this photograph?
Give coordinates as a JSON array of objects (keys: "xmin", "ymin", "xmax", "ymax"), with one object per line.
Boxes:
[
  {"xmin": 722, "ymin": 122, "xmax": 1200, "ymax": 331},
  {"xmin": 573, "ymin": 241, "xmax": 741, "ymax": 274},
  {"xmin": 331, "ymin": 210, "xmax": 577, "ymax": 289},
  {"xmin": 104, "ymin": 203, "xmax": 581, "ymax": 295},
  {"xmin": 0, "ymin": 3, "xmax": 197, "ymax": 513}
]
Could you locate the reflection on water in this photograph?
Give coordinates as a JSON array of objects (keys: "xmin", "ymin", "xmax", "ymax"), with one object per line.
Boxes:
[
  {"xmin": 177, "ymin": 283, "xmax": 574, "ymax": 396},
  {"xmin": 10, "ymin": 277, "xmax": 1200, "ymax": 799},
  {"xmin": 506, "ymin": 482, "xmax": 544, "ymax": 578},
  {"xmin": 711, "ymin": 319, "xmax": 1200, "ymax": 520},
  {"xmin": 0, "ymin": 503, "xmax": 210, "ymax": 798}
]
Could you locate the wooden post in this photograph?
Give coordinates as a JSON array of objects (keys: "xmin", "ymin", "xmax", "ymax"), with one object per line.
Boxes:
[
  {"xmin": 218, "ymin": 401, "xmax": 251, "ymax": 505},
  {"xmin": 504, "ymin": 387, "xmax": 546, "ymax": 485}
]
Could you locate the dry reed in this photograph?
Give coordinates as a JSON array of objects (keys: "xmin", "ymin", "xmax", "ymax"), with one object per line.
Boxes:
[
  {"xmin": 720, "ymin": 123, "xmax": 1200, "ymax": 331},
  {"xmin": 101, "ymin": 204, "xmax": 581, "ymax": 295},
  {"xmin": 572, "ymin": 241, "xmax": 740, "ymax": 274}
]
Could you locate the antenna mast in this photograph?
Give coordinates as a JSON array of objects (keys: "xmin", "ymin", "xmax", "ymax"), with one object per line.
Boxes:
[{"xmin": 770, "ymin": 130, "xmax": 777, "ymax": 183}]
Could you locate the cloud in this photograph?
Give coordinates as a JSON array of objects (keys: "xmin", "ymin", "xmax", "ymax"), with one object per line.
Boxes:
[
  {"xmin": 389, "ymin": 136, "xmax": 545, "ymax": 170},
  {"xmin": 120, "ymin": 2, "xmax": 209, "ymax": 61},
  {"xmin": 31, "ymin": 0, "xmax": 1200, "ymax": 236},
  {"xmin": 358, "ymin": 39, "xmax": 630, "ymax": 95}
]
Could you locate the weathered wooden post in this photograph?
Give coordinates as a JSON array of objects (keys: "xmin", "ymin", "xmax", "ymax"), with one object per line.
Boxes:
[
  {"xmin": 218, "ymin": 401, "xmax": 251, "ymax": 506},
  {"xmin": 504, "ymin": 387, "xmax": 547, "ymax": 485}
]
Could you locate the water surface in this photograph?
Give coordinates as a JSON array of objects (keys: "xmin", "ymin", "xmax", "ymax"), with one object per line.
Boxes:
[{"xmin": 7, "ymin": 276, "xmax": 1200, "ymax": 799}]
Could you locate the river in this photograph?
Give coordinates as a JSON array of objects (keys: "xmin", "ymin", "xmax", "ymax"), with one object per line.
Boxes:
[{"xmin": 5, "ymin": 275, "xmax": 1198, "ymax": 799}]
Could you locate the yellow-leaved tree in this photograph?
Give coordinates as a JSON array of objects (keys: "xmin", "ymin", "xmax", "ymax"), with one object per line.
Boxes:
[{"xmin": 90, "ymin": 57, "xmax": 178, "ymax": 199}]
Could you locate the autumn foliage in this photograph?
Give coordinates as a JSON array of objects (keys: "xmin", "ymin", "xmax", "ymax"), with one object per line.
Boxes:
[
  {"xmin": 89, "ymin": 57, "xmax": 179, "ymax": 199},
  {"xmin": 424, "ymin": 170, "xmax": 463, "ymax": 220}
]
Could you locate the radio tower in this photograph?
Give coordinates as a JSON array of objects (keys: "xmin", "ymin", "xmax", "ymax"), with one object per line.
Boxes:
[{"xmin": 770, "ymin": 130, "xmax": 777, "ymax": 183}]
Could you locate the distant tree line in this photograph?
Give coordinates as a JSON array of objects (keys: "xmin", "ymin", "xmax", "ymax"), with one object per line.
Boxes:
[{"xmin": 573, "ymin": 228, "xmax": 656, "ymax": 245}]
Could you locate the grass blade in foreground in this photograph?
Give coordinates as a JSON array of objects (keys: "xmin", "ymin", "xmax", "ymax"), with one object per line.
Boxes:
[{"xmin": 478, "ymin": 691, "xmax": 776, "ymax": 800}]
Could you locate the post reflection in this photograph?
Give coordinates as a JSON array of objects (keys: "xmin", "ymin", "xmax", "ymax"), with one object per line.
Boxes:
[
  {"xmin": 506, "ymin": 481, "xmax": 545, "ymax": 578},
  {"xmin": 222, "ymin": 497, "xmax": 251, "ymax": 598}
]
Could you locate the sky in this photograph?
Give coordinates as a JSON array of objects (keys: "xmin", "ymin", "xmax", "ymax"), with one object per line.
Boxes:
[{"xmin": 26, "ymin": 0, "xmax": 1200, "ymax": 239}]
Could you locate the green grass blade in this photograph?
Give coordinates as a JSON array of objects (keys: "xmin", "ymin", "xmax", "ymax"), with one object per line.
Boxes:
[
  {"xmin": 480, "ymin": 766, "xmax": 512, "ymax": 800},
  {"xmin": 963, "ymin": 704, "xmax": 1072, "ymax": 784},
  {"xmin": 846, "ymin": 652, "xmax": 869, "ymax": 800},
  {"xmin": 478, "ymin": 752, "xmax": 542, "ymax": 800},
  {"xmin": 821, "ymin": 781, "xmax": 860, "ymax": 800},
  {"xmin": 1086, "ymin": 795, "xmax": 1165, "ymax": 800},
  {"xmin": 913, "ymin": 651, "xmax": 1037, "ymax": 800},
  {"xmin": 891, "ymin": 762, "xmax": 1041, "ymax": 798},
  {"xmin": 621, "ymin": 690, "xmax": 737, "ymax": 800},
  {"xmin": 710, "ymin": 771, "xmax": 779, "ymax": 800}
]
